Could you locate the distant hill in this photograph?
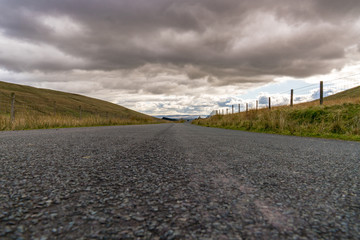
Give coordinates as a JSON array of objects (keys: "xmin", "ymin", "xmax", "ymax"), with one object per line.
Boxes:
[
  {"xmin": 0, "ymin": 81, "xmax": 165, "ymax": 130},
  {"xmin": 155, "ymin": 115, "xmax": 202, "ymax": 120},
  {"xmin": 162, "ymin": 117, "xmax": 178, "ymax": 121}
]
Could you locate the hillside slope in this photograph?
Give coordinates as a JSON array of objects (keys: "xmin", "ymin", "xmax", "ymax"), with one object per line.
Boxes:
[
  {"xmin": 324, "ymin": 85, "xmax": 360, "ymax": 101},
  {"xmin": 193, "ymin": 86, "xmax": 360, "ymax": 141},
  {"xmin": 0, "ymin": 81, "xmax": 164, "ymax": 130}
]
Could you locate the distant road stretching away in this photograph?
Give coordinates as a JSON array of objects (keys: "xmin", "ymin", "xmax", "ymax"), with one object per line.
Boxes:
[{"xmin": 1, "ymin": 123, "xmax": 359, "ymax": 239}]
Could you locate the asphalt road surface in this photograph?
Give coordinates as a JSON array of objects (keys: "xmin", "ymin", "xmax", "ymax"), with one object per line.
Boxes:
[{"xmin": 1, "ymin": 123, "xmax": 359, "ymax": 239}]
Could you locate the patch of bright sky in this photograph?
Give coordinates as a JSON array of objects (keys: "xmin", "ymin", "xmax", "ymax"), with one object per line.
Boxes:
[
  {"xmin": 39, "ymin": 15, "xmax": 86, "ymax": 37},
  {"xmin": 239, "ymin": 78, "xmax": 309, "ymax": 100},
  {"xmin": 239, "ymin": 60, "xmax": 360, "ymax": 102}
]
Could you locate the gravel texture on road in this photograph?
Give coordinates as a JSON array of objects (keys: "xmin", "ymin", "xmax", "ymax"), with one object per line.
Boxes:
[{"xmin": 0, "ymin": 123, "xmax": 359, "ymax": 239}]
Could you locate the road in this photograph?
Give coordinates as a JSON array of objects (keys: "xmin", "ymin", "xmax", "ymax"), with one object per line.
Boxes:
[{"xmin": 0, "ymin": 123, "xmax": 359, "ymax": 239}]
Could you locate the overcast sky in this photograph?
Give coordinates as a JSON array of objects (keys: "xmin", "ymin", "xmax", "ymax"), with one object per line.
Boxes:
[{"xmin": 0, "ymin": 0, "xmax": 360, "ymax": 116}]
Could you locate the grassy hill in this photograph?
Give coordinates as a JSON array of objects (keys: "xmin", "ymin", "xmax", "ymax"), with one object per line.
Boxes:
[
  {"xmin": 193, "ymin": 86, "xmax": 360, "ymax": 141},
  {"xmin": 0, "ymin": 81, "xmax": 165, "ymax": 130},
  {"xmin": 323, "ymin": 86, "xmax": 360, "ymax": 101}
]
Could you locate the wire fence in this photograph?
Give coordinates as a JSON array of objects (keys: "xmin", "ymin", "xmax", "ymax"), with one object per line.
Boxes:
[{"xmin": 212, "ymin": 73, "xmax": 360, "ymax": 116}]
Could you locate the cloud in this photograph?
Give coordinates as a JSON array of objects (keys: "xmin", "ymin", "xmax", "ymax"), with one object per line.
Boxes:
[
  {"xmin": 0, "ymin": 0, "xmax": 360, "ymax": 115},
  {"xmin": 1, "ymin": 0, "xmax": 359, "ymax": 76},
  {"xmin": 259, "ymin": 96, "xmax": 270, "ymax": 105},
  {"xmin": 0, "ymin": 33, "xmax": 88, "ymax": 72}
]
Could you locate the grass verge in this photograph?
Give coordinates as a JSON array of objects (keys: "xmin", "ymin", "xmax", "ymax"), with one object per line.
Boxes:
[
  {"xmin": 193, "ymin": 101, "xmax": 360, "ymax": 141},
  {"xmin": 0, "ymin": 113, "xmax": 166, "ymax": 131}
]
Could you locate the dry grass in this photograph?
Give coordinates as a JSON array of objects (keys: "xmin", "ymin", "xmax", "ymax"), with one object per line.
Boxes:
[
  {"xmin": 293, "ymin": 96, "xmax": 359, "ymax": 108},
  {"xmin": 0, "ymin": 113, "xmax": 163, "ymax": 131}
]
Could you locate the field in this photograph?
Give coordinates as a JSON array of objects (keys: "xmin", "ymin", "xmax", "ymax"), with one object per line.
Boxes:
[
  {"xmin": 193, "ymin": 86, "xmax": 360, "ymax": 141},
  {"xmin": 0, "ymin": 81, "xmax": 165, "ymax": 130}
]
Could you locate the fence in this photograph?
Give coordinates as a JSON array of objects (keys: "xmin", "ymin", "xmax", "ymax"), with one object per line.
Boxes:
[{"xmin": 213, "ymin": 74, "xmax": 360, "ymax": 116}]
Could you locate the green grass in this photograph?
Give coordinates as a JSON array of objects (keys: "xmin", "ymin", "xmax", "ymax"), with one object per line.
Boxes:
[
  {"xmin": 0, "ymin": 81, "xmax": 166, "ymax": 130},
  {"xmin": 193, "ymin": 86, "xmax": 360, "ymax": 141}
]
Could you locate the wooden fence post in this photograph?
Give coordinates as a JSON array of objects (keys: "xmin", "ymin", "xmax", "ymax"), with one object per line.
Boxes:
[
  {"xmin": 256, "ymin": 100, "xmax": 258, "ymax": 110},
  {"xmin": 226, "ymin": 108, "xmax": 228, "ymax": 115},
  {"xmin": 246, "ymin": 103, "xmax": 248, "ymax": 113},
  {"xmin": 10, "ymin": 93, "xmax": 15, "ymax": 123},
  {"xmin": 53, "ymin": 101, "xmax": 57, "ymax": 116},
  {"xmin": 232, "ymin": 105, "xmax": 234, "ymax": 114},
  {"xmin": 290, "ymin": 89, "xmax": 294, "ymax": 107},
  {"xmin": 269, "ymin": 97, "xmax": 271, "ymax": 110},
  {"xmin": 79, "ymin": 105, "xmax": 82, "ymax": 120},
  {"xmin": 320, "ymin": 81, "xmax": 323, "ymax": 105},
  {"xmin": 238, "ymin": 104, "xmax": 240, "ymax": 113}
]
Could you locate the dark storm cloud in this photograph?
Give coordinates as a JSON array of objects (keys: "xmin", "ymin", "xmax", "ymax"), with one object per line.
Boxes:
[{"xmin": 0, "ymin": 0, "xmax": 360, "ymax": 85}]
